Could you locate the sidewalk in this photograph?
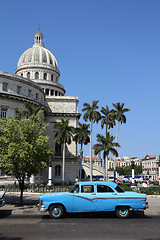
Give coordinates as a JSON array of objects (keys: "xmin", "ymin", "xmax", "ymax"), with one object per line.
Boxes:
[{"xmin": 1, "ymin": 192, "xmax": 160, "ymax": 216}]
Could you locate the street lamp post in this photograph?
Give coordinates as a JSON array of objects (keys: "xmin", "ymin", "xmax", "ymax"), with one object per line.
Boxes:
[
  {"xmin": 47, "ymin": 157, "xmax": 52, "ymax": 187},
  {"xmin": 158, "ymin": 155, "xmax": 160, "ymax": 186},
  {"xmin": 131, "ymin": 160, "xmax": 135, "ymax": 185}
]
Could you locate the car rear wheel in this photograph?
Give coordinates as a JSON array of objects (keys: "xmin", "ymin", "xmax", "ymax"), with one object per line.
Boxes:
[
  {"xmin": 49, "ymin": 205, "xmax": 64, "ymax": 219},
  {"xmin": 116, "ymin": 206, "xmax": 130, "ymax": 219}
]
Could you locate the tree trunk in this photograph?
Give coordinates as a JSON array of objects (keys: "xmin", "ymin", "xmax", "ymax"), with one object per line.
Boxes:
[
  {"xmin": 19, "ymin": 179, "xmax": 25, "ymax": 205},
  {"xmin": 106, "ymin": 156, "xmax": 108, "ymax": 181},
  {"xmin": 114, "ymin": 121, "xmax": 120, "ymax": 182},
  {"xmin": 104, "ymin": 158, "xmax": 106, "ymax": 181},
  {"xmin": 62, "ymin": 142, "xmax": 65, "ymax": 185},
  {"xmin": 80, "ymin": 142, "xmax": 83, "ymax": 181},
  {"xmin": 90, "ymin": 120, "xmax": 93, "ymax": 181}
]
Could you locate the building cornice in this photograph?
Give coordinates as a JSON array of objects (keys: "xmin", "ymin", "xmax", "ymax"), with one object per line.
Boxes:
[
  {"xmin": 15, "ymin": 64, "xmax": 60, "ymax": 75},
  {"xmin": 46, "ymin": 96, "xmax": 79, "ymax": 103},
  {"xmin": 0, "ymin": 92, "xmax": 46, "ymax": 107},
  {"xmin": 47, "ymin": 111, "xmax": 81, "ymax": 119},
  {"xmin": 37, "ymin": 81, "xmax": 65, "ymax": 93},
  {"xmin": 0, "ymin": 71, "xmax": 44, "ymax": 94}
]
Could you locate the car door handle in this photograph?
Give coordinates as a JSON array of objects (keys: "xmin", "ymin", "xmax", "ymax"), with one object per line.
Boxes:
[
  {"xmin": 91, "ymin": 193, "xmax": 96, "ymax": 195},
  {"xmin": 112, "ymin": 193, "xmax": 117, "ymax": 195}
]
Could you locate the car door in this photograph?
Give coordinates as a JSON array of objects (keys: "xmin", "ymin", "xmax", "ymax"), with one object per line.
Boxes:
[
  {"xmin": 73, "ymin": 184, "xmax": 97, "ymax": 212},
  {"xmin": 96, "ymin": 184, "xmax": 118, "ymax": 211}
]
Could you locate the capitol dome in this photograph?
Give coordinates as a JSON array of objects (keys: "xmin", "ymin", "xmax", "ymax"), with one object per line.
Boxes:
[
  {"xmin": 16, "ymin": 31, "xmax": 59, "ymax": 70},
  {"xmin": 15, "ymin": 31, "xmax": 65, "ymax": 97}
]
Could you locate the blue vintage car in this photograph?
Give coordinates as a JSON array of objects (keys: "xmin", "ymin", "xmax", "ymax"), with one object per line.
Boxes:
[{"xmin": 38, "ymin": 181, "xmax": 148, "ymax": 219}]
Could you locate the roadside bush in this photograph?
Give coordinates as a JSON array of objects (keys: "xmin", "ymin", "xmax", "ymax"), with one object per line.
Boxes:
[{"xmin": 137, "ymin": 186, "xmax": 160, "ymax": 195}]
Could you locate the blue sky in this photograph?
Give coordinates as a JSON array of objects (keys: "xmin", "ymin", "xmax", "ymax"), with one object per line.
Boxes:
[{"xmin": 0, "ymin": 0, "xmax": 160, "ymax": 158}]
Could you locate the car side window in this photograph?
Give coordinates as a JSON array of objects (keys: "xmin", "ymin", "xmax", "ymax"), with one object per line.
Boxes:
[
  {"xmin": 97, "ymin": 185, "xmax": 114, "ymax": 193},
  {"xmin": 81, "ymin": 185, "xmax": 94, "ymax": 193},
  {"xmin": 71, "ymin": 185, "xmax": 79, "ymax": 193}
]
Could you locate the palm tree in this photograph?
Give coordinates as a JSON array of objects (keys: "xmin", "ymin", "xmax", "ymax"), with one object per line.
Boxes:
[
  {"xmin": 17, "ymin": 102, "xmax": 44, "ymax": 120},
  {"xmin": 54, "ymin": 118, "xmax": 74, "ymax": 185},
  {"xmin": 101, "ymin": 105, "xmax": 115, "ymax": 136},
  {"xmin": 93, "ymin": 133, "xmax": 120, "ymax": 181},
  {"xmin": 112, "ymin": 102, "xmax": 130, "ymax": 181},
  {"xmin": 73, "ymin": 122, "xmax": 90, "ymax": 180},
  {"xmin": 82, "ymin": 100, "xmax": 101, "ymax": 181}
]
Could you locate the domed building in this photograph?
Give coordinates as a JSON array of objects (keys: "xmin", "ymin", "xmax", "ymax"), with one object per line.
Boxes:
[{"xmin": 0, "ymin": 31, "xmax": 80, "ymax": 184}]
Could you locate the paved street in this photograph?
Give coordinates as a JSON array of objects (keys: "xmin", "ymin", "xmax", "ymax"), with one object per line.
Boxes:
[
  {"xmin": 0, "ymin": 193, "xmax": 159, "ymax": 240},
  {"xmin": 0, "ymin": 213, "xmax": 160, "ymax": 240}
]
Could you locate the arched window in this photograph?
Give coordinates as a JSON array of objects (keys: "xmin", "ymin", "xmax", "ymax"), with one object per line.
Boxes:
[
  {"xmin": 36, "ymin": 93, "xmax": 39, "ymax": 100},
  {"xmin": 55, "ymin": 142, "xmax": 61, "ymax": 156},
  {"xmin": 27, "ymin": 72, "xmax": 30, "ymax": 79},
  {"xmin": 51, "ymin": 75, "xmax": 53, "ymax": 81},
  {"xmin": 55, "ymin": 165, "xmax": 62, "ymax": 177},
  {"xmin": 46, "ymin": 89, "xmax": 49, "ymax": 95},
  {"xmin": 44, "ymin": 73, "xmax": 47, "ymax": 80},
  {"xmin": 35, "ymin": 72, "xmax": 39, "ymax": 79},
  {"xmin": 51, "ymin": 89, "xmax": 54, "ymax": 96}
]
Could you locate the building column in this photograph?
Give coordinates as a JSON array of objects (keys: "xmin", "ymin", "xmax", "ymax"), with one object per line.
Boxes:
[{"xmin": 30, "ymin": 175, "xmax": 35, "ymax": 184}]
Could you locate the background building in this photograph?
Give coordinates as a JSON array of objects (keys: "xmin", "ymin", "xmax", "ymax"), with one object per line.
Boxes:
[{"xmin": 142, "ymin": 154, "xmax": 159, "ymax": 180}]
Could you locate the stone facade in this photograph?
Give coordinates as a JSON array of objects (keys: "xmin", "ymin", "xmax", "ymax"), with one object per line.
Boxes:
[
  {"xmin": 0, "ymin": 31, "xmax": 80, "ymax": 184},
  {"xmin": 142, "ymin": 154, "xmax": 159, "ymax": 180},
  {"xmin": 82, "ymin": 155, "xmax": 104, "ymax": 179}
]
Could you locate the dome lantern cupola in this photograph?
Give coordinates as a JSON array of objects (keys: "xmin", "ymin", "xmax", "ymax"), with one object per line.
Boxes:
[{"xmin": 34, "ymin": 31, "xmax": 44, "ymax": 46}]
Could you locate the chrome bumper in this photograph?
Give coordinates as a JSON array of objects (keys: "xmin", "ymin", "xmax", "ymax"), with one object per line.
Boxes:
[
  {"xmin": 143, "ymin": 202, "xmax": 149, "ymax": 210},
  {"xmin": 37, "ymin": 203, "xmax": 47, "ymax": 212},
  {"xmin": 0, "ymin": 200, "xmax": 5, "ymax": 207}
]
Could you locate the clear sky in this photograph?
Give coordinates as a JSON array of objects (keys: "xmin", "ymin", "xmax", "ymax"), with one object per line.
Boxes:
[{"xmin": 0, "ymin": 0, "xmax": 160, "ymax": 159}]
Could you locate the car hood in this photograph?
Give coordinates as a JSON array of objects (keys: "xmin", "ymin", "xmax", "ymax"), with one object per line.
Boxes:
[{"xmin": 40, "ymin": 192, "xmax": 70, "ymax": 199}]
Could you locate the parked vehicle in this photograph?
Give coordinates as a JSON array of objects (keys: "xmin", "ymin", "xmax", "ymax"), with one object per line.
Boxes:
[
  {"xmin": 38, "ymin": 181, "xmax": 148, "ymax": 219},
  {"xmin": 0, "ymin": 191, "xmax": 5, "ymax": 207}
]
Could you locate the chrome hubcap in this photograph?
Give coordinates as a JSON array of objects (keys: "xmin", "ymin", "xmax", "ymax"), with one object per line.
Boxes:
[
  {"xmin": 52, "ymin": 208, "xmax": 60, "ymax": 216},
  {"xmin": 119, "ymin": 209, "xmax": 127, "ymax": 216}
]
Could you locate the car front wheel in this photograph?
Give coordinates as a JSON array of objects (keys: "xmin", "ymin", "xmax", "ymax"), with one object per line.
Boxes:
[
  {"xmin": 116, "ymin": 206, "xmax": 130, "ymax": 219},
  {"xmin": 49, "ymin": 205, "xmax": 64, "ymax": 219}
]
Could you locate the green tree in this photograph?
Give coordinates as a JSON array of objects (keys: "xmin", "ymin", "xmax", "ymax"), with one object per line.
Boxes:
[
  {"xmin": 73, "ymin": 122, "xmax": 90, "ymax": 180},
  {"xmin": 93, "ymin": 133, "xmax": 120, "ymax": 181},
  {"xmin": 54, "ymin": 118, "xmax": 74, "ymax": 185},
  {"xmin": 82, "ymin": 100, "xmax": 101, "ymax": 181},
  {"xmin": 124, "ymin": 166, "xmax": 132, "ymax": 175},
  {"xmin": 116, "ymin": 167, "xmax": 125, "ymax": 175},
  {"xmin": 0, "ymin": 115, "xmax": 53, "ymax": 204},
  {"xmin": 101, "ymin": 105, "xmax": 115, "ymax": 136},
  {"xmin": 134, "ymin": 165, "xmax": 142, "ymax": 175},
  {"xmin": 112, "ymin": 102, "xmax": 130, "ymax": 181}
]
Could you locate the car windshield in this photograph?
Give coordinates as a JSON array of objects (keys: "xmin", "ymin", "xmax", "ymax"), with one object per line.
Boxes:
[
  {"xmin": 70, "ymin": 185, "xmax": 79, "ymax": 193},
  {"xmin": 115, "ymin": 185, "xmax": 125, "ymax": 193}
]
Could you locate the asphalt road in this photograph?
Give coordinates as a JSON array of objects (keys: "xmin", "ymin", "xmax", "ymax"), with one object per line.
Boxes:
[{"xmin": 0, "ymin": 213, "xmax": 160, "ymax": 240}]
